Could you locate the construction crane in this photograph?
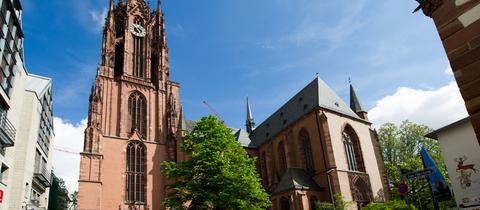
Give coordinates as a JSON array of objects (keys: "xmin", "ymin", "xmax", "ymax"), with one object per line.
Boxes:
[
  {"xmin": 202, "ymin": 100, "xmax": 226, "ymax": 125},
  {"xmin": 54, "ymin": 146, "xmax": 80, "ymax": 155}
]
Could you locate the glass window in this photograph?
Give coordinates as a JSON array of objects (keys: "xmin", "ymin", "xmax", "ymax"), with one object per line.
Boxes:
[
  {"xmin": 300, "ymin": 129, "xmax": 314, "ymax": 173},
  {"xmin": 128, "ymin": 92, "xmax": 147, "ymax": 138},
  {"xmin": 343, "ymin": 126, "xmax": 365, "ymax": 172},
  {"xmin": 125, "ymin": 141, "xmax": 146, "ymax": 203},
  {"xmin": 278, "ymin": 141, "xmax": 287, "ymax": 175}
]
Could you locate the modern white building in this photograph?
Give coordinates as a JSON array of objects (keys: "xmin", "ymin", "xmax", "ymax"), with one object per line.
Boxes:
[
  {"xmin": 9, "ymin": 75, "xmax": 53, "ymax": 210},
  {"xmin": 0, "ymin": 0, "xmax": 55, "ymax": 210},
  {"xmin": 427, "ymin": 118, "xmax": 480, "ymax": 210}
]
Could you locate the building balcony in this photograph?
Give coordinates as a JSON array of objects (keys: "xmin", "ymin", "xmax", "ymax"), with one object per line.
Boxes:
[
  {"xmin": 33, "ymin": 167, "xmax": 51, "ymax": 189},
  {"xmin": 0, "ymin": 111, "xmax": 15, "ymax": 147}
]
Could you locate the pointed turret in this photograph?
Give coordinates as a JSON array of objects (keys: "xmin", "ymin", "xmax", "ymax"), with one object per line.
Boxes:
[
  {"xmin": 157, "ymin": 0, "xmax": 162, "ymax": 14},
  {"xmin": 109, "ymin": 0, "xmax": 115, "ymax": 11},
  {"xmin": 178, "ymin": 105, "xmax": 187, "ymax": 132},
  {"xmin": 246, "ymin": 97, "xmax": 255, "ymax": 134},
  {"xmin": 349, "ymin": 79, "xmax": 368, "ymax": 120}
]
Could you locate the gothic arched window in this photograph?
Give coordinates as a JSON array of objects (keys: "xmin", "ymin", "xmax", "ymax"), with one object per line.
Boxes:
[
  {"xmin": 343, "ymin": 125, "xmax": 365, "ymax": 172},
  {"xmin": 126, "ymin": 141, "xmax": 146, "ymax": 203},
  {"xmin": 128, "ymin": 92, "xmax": 147, "ymax": 137},
  {"xmin": 261, "ymin": 152, "xmax": 269, "ymax": 189},
  {"xmin": 278, "ymin": 141, "xmax": 287, "ymax": 174},
  {"xmin": 133, "ymin": 18, "xmax": 146, "ymax": 78},
  {"xmin": 300, "ymin": 129, "xmax": 315, "ymax": 173},
  {"xmin": 280, "ymin": 197, "xmax": 290, "ymax": 210}
]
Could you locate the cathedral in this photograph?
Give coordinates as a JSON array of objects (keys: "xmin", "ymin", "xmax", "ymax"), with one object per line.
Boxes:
[
  {"xmin": 78, "ymin": 0, "xmax": 182, "ymax": 209},
  {"xmin": 77, "ymin": 0, "xmax": 389, "ymax": 209}
]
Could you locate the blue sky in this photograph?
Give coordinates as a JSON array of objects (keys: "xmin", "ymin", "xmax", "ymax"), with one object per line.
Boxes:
[
  {"xmin": 22, "ymin": 0, "xmax": 454, "ymax": 129},
  {"xmin": 22, "ymin": 0, "xmax": 469, "ymax": 192}
]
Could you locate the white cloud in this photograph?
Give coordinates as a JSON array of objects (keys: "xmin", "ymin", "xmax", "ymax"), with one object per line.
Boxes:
[
  {"xmin": 444, "ymin": 64, "xmax": 453, "ymax": 75},
  {"xmin": 369, "ymin": 81, "xmax": 468, "ymax": 129},
  {"xmin": 89, "ymin": 8, "xmax": 108, "ymax": 31},
  {"xmin": 52, "ymin": 117, "xmax": 86, "ymax": 194}
]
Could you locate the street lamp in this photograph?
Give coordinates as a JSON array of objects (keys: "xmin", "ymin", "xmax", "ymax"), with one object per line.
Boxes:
[{"xmin": 323, "ymin": 167, "xmax": 337, "ymax": 210}]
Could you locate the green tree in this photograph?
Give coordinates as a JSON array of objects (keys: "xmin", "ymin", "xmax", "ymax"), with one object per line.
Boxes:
[
  {"xmin": 363, "ymin": 200, "xmax": 418, "ymax": 210},
  {"xmin": 377, "ymin": 120, "xmax": 453, "ymax": 209},
  {"xmin": 315, "ymin": 193, "xmax": 351, "ymax": 210},
  {"xmin": 48, "ymin": 176, "xmax": 71, "ymax": 210},
  {"xmin": 69, "ymin": 191, "xmax": 78, "ymax": 210},
  {"xmin": 161, "ymin": 116, "xmax": 271, "ymax": 210}
]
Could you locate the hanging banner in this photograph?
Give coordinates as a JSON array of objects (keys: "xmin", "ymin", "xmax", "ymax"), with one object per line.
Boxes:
[{"xmin": 420, "ymin": 148, "xmax": 452, "ymax": 201}]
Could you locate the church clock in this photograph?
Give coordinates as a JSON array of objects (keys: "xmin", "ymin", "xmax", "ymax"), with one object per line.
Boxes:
[{"xmin": 129, "ymin": 24, "xmax": 147, "ymax": 37}]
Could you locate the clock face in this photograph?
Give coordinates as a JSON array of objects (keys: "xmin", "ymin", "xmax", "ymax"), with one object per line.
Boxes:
[{"xmin": 129, "ymin": 24, "xmax": 147, "ymax": 37}]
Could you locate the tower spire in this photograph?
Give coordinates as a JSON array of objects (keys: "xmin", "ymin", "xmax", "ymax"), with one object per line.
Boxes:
[
  {"xmin": 246, "ymin": 96, "xmax": 255, "ymax": 134},
  {"xmin": 157, "ymin": 0, "xmax": 162, "ymax": 13},
  {"xmin": 349, "ymin": 80, "xmax": 368, "ymax": 120},
  {"xmin": 109, "ymin": 0, "xmax": 115, "ymax": 11}
]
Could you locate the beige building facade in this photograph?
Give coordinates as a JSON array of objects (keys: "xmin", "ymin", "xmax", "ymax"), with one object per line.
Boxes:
[
  {"xmin": 428, "ymin": 118, "xmax": 480, "ymax": 209},
  {"xmin": 9, "ymin": 75, "xmax": 53, "ymax": 210}
]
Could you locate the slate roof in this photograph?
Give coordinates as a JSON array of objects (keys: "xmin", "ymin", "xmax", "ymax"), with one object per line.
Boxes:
[
  {"xmin": 273, "ymin": 168, "xmax": 321, "ymax": 194},
  {"xmin": 250, "ymin": 76, "xmax": 361, "ymax": 147},
  {"xmin": 350, "ymin": 84, "xmax": 364, "ymax": 113},
  {"xmin": 181, "ymin": 119, "xmax": 196, "ymax": 132},
  {"xmin": 233, "ymin": 129, "xmax": 254, "ymax": 148},
  {"xmin": 179, "ymin": 118, "xmax": 254, "ymax": 148}
]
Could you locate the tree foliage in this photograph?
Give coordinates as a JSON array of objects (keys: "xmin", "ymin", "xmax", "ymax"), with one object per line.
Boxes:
[
  {"xmin": 315, "ymin": 193, "xmax": 351, "ymax": 210},
  {"xmin": 363, "ymin": 200, "xmax": 418, "ymax": 210},
  {"xmin": 48, "ymin": 176, "xmax": 70, "ymax": 210},
  {"xmin": 69, "ymin": 191, "xmax": 78, "ymax": 210},
  {"xmin": 161, "ymin": 116, "xmax": 271, "ymax": 210},
  {"xmin": 377, "ymin": 120, "xmax": 454, "ymax": 209}
]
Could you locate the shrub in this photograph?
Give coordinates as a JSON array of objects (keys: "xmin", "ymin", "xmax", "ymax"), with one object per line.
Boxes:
[
  {"xmin": 363, "ymin": 200, "xmax": 418, "ymax": 210},
  {"xmin": 315, "ymin": 193, "xmax": 351, "ymax": 210}
]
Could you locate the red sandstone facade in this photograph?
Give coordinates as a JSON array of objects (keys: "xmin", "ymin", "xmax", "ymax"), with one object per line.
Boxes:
[
  {"xmin": 78, "ymin": 0, "xmax": 182, "ymax": 209},
  {"xmin": 243, "ymin": 78, "xmax": 390, "ymax": 210},
  {"xmin": 417, "ymin": 0, "xmax": 480, "ymax": 144}
]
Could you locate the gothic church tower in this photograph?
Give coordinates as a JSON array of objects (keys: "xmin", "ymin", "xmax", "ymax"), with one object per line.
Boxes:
[{"xmin": 78, "ymin": 0, "xmax": 181, "ymax": 209}]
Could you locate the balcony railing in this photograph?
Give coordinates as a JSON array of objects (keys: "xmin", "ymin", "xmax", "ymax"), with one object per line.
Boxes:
[
  {"xmin": 0, "ymin": 111, "xmax": 15, "ymax": 147},
  {"xmin": 33, "ymin": 166, "xmax": 51, "ymax": 188}
]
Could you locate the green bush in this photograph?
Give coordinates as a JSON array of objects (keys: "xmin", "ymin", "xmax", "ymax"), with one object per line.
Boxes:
[
  {"xmin": 315, "ymin": 202, "xmax": 334, "ymax": 210},
  {"xmin": 363, "ymin": 200, "xmax": 418, "ymax": 210},
  {"xmin": 314, "ymin": 193, "xmax": 351, "ymax": 210}
]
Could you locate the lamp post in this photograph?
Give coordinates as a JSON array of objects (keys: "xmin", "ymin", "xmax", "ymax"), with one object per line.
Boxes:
[{"xmin": 324, "ymin": 167, "xmax": 337, "ymax": 210}]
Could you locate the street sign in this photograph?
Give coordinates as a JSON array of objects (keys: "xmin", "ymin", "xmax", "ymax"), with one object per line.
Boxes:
[
  {"xmin": 398, "ymin": 183, "xmax": 409, "ymax": 196},
  {"xmin": 0, "ymin": 189, "xmax": 3, "ymax": 203},
  {"xmin": 405, "ymin": 168, "xmax": 432, "ymax": 179}
]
